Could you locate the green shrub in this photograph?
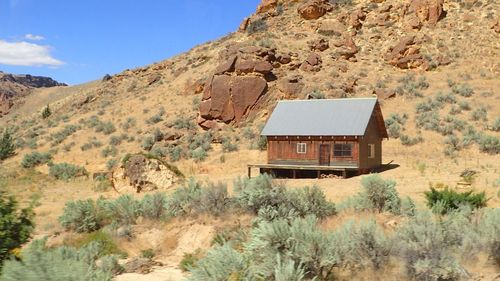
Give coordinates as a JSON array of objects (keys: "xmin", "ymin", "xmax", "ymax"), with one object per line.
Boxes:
[
  {"xmin": 50, "ymin": 124, "xmax": 79, "ymax": 146},
  {"xmin": 196, "ymin": 183, "xmax": 232, "ymax": 216},
  {"xmin": 173, "ymin": 116, "xmax": 195, "ymax": 130},
  {"xmin": 190, "ymin": 147, "xmax": 207, "ymax": 162},
  {"xmin": 234, "ymin": 175, "xmax": 335, "ymax": 221},
  {"xmin": 487, "ymin": 117, "xmax": 500, "ymax": 132},
  {"xmin": 100, "ymin": 195, "xmax": 140, "ymax": 225},
  {"xmin": 400, "ymin": 134, "xmax": 423, "ymax": 146},
  {"xmin": 360, "ymin": 174, "xmax": 401, "ymax": 214},
  {"xmin": 395, "ymin": 211, "xmax": 466, "ymax": 281},
  {"xmin": 0, "ymin": 129, "xmax": 16, "ymax": 160},
  {"xmin": 451, "ymin": 83, "xmax": 474, "ymax": 97},
  {"xmin": 470, "ymin": 106, "xmax": 487, "ymax": 121},
  {"xmin": 181, "ymin": 250, "xmax": 205, "ymax": 273},
  {"xmin": 0, "ymin": 192, "xmax": 34, "ymax": 267},
  {"xmin": 424, "ymin": 185, "xmax": 487, "ymax": 214},
  {"xmin": 221, "ymin": 136, "xmax": 238, "ymax": 152},
  {"xmin": 49, "ymin": 163, "xmax": 88, "ymax": 181},
  {"xmin": 101, "ymin": 146, "xmax": 118, "ymax": 158},
  {"xmin": 247, "ymin": 18, "xmax": 267, "ymax": 34},
  {"xmin": 141, "ymin": 136, "xmax": 155, "ymax": 151},
  {"xmin": 95, "ymin": 121, "xmax": 116, "ymax": 135},
  {"xmin": 478, "ymin": 135, "xmax": 500, "ymax": 154},
  {"xmin": 1, "ymin": 239, "xmax": 115, "ymax": 281},
  {"xmin": 21, "ymin": 151, "xmax": 52, "ymax": 168},
  {"xmin": 59, "ymin": 199, "xmax": 103, "ymax": 233},
  {"xmin": 139, "ymin": 192, "xmax": 169, "ymax": 220},
  {"xmin": 41, "ymin": 104, "xmax": 51, "ymax": 119},
  {"xmin": 458, "ymin": 100, "xmax": 471, "ymax": 111},
  {"xmin": 141, "ymin": 248, "xmax": 155, "ymax": 259},
  {"xmin": 257, "ymin": 136, "xmax": 267, "ymax": 150},
  {"xmin": 476, "ymin": 208, "xmax": 500, "ymax": 266}
]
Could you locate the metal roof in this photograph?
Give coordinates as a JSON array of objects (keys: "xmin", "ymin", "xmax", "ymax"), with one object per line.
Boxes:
[{"xmin": 261, "ymin": 98, "xmax": 379, "ymax": 136}]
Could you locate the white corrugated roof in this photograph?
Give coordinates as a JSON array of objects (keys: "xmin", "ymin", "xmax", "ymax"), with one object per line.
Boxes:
[{"xmin": 261, "ymin": 98, "xmax": 378, "ymax": 136}]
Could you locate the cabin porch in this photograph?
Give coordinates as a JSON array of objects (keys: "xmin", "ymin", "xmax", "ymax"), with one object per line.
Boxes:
[{"xmin": 247, "ymin": 163, "xmax": 367, "ymax": 179}]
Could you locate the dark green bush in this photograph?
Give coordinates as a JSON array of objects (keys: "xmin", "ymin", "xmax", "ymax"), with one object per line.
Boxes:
[
  {"xmin": 424, "ymin": 185, "xmax": 487, "ymax": 214},
  {"xmin": 0, "ymin": 129, "xmax": 16, "ymax": 160},
  {"xmin": 49, "ymin": 163, "xmax": 88, "ymax": 180},
  {"xmin": 360, "ymin": 174, "xmax": 401, "ymax": 214},
  {"xmin": 41, "ymin": 104, "xmax": 51, "ymax": 119},
  {"xmin": 21, "ymin": 151, "xmax": 52, "ymax": 168},
  {"xmin": 0, "ymin": 192, "xmax": 34, "ymax": 267}
]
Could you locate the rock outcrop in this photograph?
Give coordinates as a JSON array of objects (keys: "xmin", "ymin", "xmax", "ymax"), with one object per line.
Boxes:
[
  {"xmin": 298, "ymin": 0, "xmax": 332, "ymax": 20},
  {"xmin": 385, "ymin": 36, "xmax": 427, "ymax": 69},
  {"xmin": 257, "ymin": 0, "xmax": 278, "ymax": 14},
  {"xmin": 112, "ymin": 154, "xmax": 182, "ymax": 193},
  {"xmin": 0, "ymin": 72, "xmax": 66, "ymax": 116},
  {"xmin": 198, "ymin": 46, "xmax": 281, "ymax": 128},
  {"xmin": 405, "ymin": 0, "xmax": 445, "ymax": 28}
]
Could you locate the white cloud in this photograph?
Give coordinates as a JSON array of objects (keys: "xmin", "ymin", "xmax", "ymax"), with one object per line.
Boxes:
[
  {"xmin": 24, "ymin": 34, "xmax": 45, "ymax": 41},
  {"xmin": 0, "ymin": 40, "xmax": 63, "ymax": 66}
]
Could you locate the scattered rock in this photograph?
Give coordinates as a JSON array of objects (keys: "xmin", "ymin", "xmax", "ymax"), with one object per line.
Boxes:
[
  {"xmin": 276, "ymin": 53, "xmax": 292, "ymax": 64},
  {"xmin": 490, "ymin": 19, "xmax": 500, "ymax": 33},
  {"xmin": 336, "ymin": 36, "xmax": 358, "ymax": 60},
  {"xmin": 301, "ymin": 53, "xmax": 322, "ymax": 72},
  {"xmin": 239, "ymin": 17, "xmax": 250, "ymax": 32},
  {"xmin": 308, "ymin": 38, "xmax": 329, "ymax": 51},
  {"xmin": 406, "ymin": 0, "xmax": 445, "ymax": 27},
  {"xmin": 235, "ymin": 59, "xmax": 273, "ymax": 74},
  {"xmin": 349, "ymin": 9, "xmax": 366, "ymax": 29},
  {"xmin": 278, "ymin": 75, "xmax": 305, "ymax": 96},
  {"xmin": 318, "ymin": 19, "xmax": 346, "ymax": 36},
  {"xmin": 102, "ymin": 74, "xmax": 112, "ymax": 82},
  {"xmin": 122, "ymin": 258, "xmax": 162, "ymax": 274},
  {"xmin": 257, "ymin": 0, "xmax": 278, "ymax": 14},
  {"xmin": 215, "ymin": 55, "xmax": 237, "ymax": 75},
  {"xmin": 385, "ymin": 36, "xmax": 427, "ymax": 69},
  {"xmin": 298, "ymin": 0, "xmax": 332, "ymax": 20},
  {"xmin": 146, "ymin": 73, "xmax": 162, "ymax": 86},
  {"xmin": 374, "ymin": 88, "xmax": 396, "ymax": 100}
]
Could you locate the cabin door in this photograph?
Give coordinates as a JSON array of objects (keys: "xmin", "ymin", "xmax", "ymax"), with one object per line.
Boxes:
[{"xmin": 319, "ymin": 144, "xmax": 330, "ymax": 166}]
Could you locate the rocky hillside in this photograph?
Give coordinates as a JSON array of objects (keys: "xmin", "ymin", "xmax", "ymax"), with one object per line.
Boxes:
[
  {"xmin": 0, "ymin": 0, "xmax": 498, "ymax": 175},
  {"xmin": 0, "ymin": 71, "xmax": 66, "ymax": 116}
]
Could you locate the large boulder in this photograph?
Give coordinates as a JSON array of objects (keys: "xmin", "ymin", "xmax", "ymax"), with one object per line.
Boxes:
[
  {"xmin": 257, "ymin": 0, "xmax": 278, "ymax": 14},
  {"xmin": 385, "ymin": 36, "xmax": 427, "ymax": 69},
  {"xmin": 278, "ymin": 75, "xmax": 305, "ymax": 97},
  {"xmin": 199, "ymin": 75, "xmax": 268, "ymax": 124},
  {"xmin": 298, "ymin": 0, "xmax": 332, "ymax": 20},
  {"xmin": 112, "ymin": 154, "xmax": 182, "ymax": 193},
  {"xmin": 301, "ymin": 53, "xmax": 322, "ymax": 72},
  {"xmin": 407, "ymin": 0, "xmax": 444, "ymax": 27}
]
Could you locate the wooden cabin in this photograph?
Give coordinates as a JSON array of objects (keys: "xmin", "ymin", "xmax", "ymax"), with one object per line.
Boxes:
[{"xmin": 248, "ymin": 98, "xmax": 388, "ymax": 178}]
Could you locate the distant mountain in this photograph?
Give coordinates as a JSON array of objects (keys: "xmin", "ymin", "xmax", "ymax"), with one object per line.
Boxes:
[{"xmin": 0, "ymin": 71, "xmax": 66, "ymax": 116}]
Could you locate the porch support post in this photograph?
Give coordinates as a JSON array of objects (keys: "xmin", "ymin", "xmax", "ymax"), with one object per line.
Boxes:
[
  {"xmin": 248, "ymin": 166, "xmax": 251, "ymax": 178},
  {"xmin": 342, "ymin": 169, "xmax": 347, "ymax": 179},
  {"xmin": 292, "ymin": 169, "xmax": 297, "ymax": 179},
  {"xmin": 317, "ymin": 170, "xmax": 321, "ymax": 179}
]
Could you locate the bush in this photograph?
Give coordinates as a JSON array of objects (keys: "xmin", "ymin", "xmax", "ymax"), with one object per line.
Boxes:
[
  {"xmin": 234, "ymin": 175, "xmax": 335, "ymax": 221},
  {"xmin": 395, "ymin": 211, "xmax": 466, "ymax": 281},
  {"xmin": 173, "ymin": 116, "xmax": 195, "ymax": 130},
  {"xmin": 21, "ymin": 151, "xmax": 52, "ymax": 168},
  {"xmin": 0, "ymin": 192, "xmax": 34, "ymax": 267},
  {"xmin": 1, "ymin": 239, "xmax": 115, "ymax": 281},
  {"xmin": 101, "ymin": 146, "xmax": 118, "ymax": 158},
  {"xmin": 360, "ymin": 174, "xmax": 401, "ymax": 214},
  {"xmin": 247, "ymin": 18, "xmax": 267, "ymax": 34},
  {"xmin": 95, "ymin": 121, "xmax": 116, "ymax": 135},
  {"xmin": 400, "ymin": 134, "xmax": 423, "ymax": 146},
  {"xmin": 476, "ymin": 208, "xmax": 500, "ymax": 266},
  {"xmin": 139, "ymin": 192, "xmax": 169, "ymax": 220},
  {"xmin": 424, "ymin": 185, "xmax": 487, "ymax": 214},
  {"xmin": 41, "ymin": 104, "xmax": 52, "ymax": 119},
  {"xmin": 100, "ymin": 195, "xmax": 140, "ymax": 225},
  {"xmin": 0, "ymin": 129, "xmax": 16, "ymax": 160},
  {"xmin": 221, "ymin": 137, "xmax": 238, "ymax": 152},
  {"xmin": 478, "ymin": 135, "xmax": 500, "ymax": 154},
  {"xmin": 49, "ymin": 163, "xmax": 88, "ymax": 180},
  {"xmin": 59, "ymin": 199, "xmax": 103, "ymax": 233},
  {"xmin": 451, "ymin": 83, "xmax": 474, "ymax": 97},
  {"xmin": 196, "ymin": 183, "xmax": 232, "ymax": 216},
  {"xmin": 470, "ymin": 106, "xmax": 487, "ymax": 121},
  {"xmin": 489, "ymin": 117, "xmax": 500, "ymax": 132},
  {"xmin": 50, "ymin": 124, "xmax": 79, "ymax": 145}
]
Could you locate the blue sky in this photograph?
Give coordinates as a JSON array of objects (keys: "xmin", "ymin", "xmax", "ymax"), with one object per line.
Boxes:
[{"xmin": 0, "ymin": 0, "xmax": 260, "ymax": 84}]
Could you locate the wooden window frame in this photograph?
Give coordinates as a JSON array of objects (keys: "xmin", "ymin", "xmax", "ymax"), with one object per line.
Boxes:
[
  {"xmin": 297, "ymin": 143, "xmax": 307, "ymax": 154},
  {"xmin": 368, "ymin": 144, "xmax": 375, "ymax": 159},
  {"xmin": 333, "ymin": 143, "xmax": 352, "ymax": 157}
]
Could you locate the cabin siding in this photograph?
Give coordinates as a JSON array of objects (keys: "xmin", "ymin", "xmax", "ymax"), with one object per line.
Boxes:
[
  {"xmin": 358, "ymin": 114, "xmax": 383, "ymax": 169},
  {"xmin": 267, "ymin": 136, "xmax": 359, "ymax": 167}
]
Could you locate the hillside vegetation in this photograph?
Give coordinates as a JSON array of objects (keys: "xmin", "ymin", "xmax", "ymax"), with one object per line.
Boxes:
[{"xmin": 0, "ymin": 0, "xmax": 499, "ymax": 280}]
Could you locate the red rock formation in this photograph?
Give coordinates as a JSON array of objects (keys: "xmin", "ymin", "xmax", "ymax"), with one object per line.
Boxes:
[
  {"xmin": 298, "ymin": 0, "xmax": 332, "ymax": 20},
  {"xmin": 257, "ymin": 0, "xmax": 278, "ymax": 14}
]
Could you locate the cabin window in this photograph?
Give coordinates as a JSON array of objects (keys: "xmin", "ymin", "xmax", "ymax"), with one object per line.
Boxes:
[
  {"xmin": 333, "ymin": 143, "xmax": 352, "ymax": 157},
  {"xmin": 368, "ymin": 144, "xmax": 375, "ymax": 159},
  {"xmin": 297, "ymin": 143, "xmax": 307, "ymax": 154}
]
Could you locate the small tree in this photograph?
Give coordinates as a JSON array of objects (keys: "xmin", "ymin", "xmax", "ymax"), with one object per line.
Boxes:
[
  {"xmin": 0, "ymin": 129, "xmax": 15, "ymax": 160},
  {"xmin": 41, "ymin": 104, "xmax": 51, "ymax": 119},
  {"xmin": 0, "ymin": 192, "xmax": 34, "ymax": 267}
]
